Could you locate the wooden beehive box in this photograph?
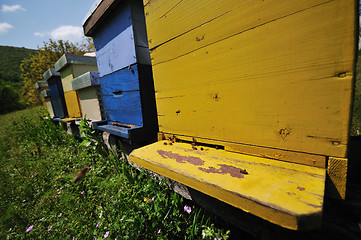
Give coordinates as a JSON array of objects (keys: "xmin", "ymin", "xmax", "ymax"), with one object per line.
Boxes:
[
  {"xmin": 83, "ymin": 0, "xmax": 157, "ymax": 144},
  {"xmin": 35, "ymin": 81, "xmax": 48, "ymax": 108},
  {"xmin": 43, "ymin": 68, "xmax": 68, "ymax": 119},
  {"xmin": 72, "ymin": 71, "xmax": 103, "ymax": 121},
  {"xmin": 130, "ymin": 0, "xmax": 357, "ymax": 230},
  {"xmin": 40, "ymin": 89, "xmax": 55, "ymax": 117},
  {"xmin": 54, "ymin": 53, "xmax": 98, "ymax": 119}
]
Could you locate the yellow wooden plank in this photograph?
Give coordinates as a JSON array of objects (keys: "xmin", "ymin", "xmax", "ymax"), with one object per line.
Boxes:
[
  {"xmin": 326, "ymin": 157, "xmax": 348, "ymax": 200},
  {"xmin": 64, "ymin": 91, "xmax": 82, "ymax": 118},
  {"xmin": 130, "ymin": 141, "xmax": 326, "ymax": 230},
  {"xmin": 151, "ymin": 0, "xmax": 355, "ymax": 158},
  {"xmin": 160, "ymin": 133, "xmax": 327, "ymax": 168},
  {"xmin": 144, "ymin": 0, "xmax": 333, "ymax": 50},
  {"xmin": 147, "ymin": 0, "xmax": 332, "ymax": 62}
]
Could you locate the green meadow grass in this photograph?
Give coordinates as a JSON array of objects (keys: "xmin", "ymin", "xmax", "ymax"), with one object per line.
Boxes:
[{"xmin": 0, "ymin": 107, "xmax": 229, "ymax": 239}]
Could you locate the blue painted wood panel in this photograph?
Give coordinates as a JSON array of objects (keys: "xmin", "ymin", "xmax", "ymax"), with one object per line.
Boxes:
[
  {"xmin": 92, "ymin": 1, "xmax": 136, "ymax": 76},
  {"xmin": 100, "ymin": 64, "xmax": 140, "ymax": 92},
  {"xmin": 48, "ymin": 77, "xmax": 67, "ymax": 118},
  {"xmin": 102, "ymin": 90, "xmax": 143, "ymax": 126},
  {"xmin": 101, "ymin": 64, "xmax": 143, "ymax": 126}
]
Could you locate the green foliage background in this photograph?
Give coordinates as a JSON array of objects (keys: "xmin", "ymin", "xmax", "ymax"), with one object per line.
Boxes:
[
  {"xmin": 0, "ymin": 38, "xmax": 94, "ymax": 114},
  {"xmin": 0, "ymin": 46, "xmax": 36, "ymax": 88}
]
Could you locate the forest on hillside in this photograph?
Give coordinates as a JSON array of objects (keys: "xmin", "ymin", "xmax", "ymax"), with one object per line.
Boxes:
[
  {"xmin": 0, "ymin": 46, "xmax": 37, "ymax": 114},
  {"xmin": 0, "ymin": 46, "xmax": 36, "ymax": 88}
]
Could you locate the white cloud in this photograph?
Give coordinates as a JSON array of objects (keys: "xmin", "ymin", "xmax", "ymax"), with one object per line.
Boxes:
[
  {"xmin": 34, "ymin": 31, "xmax": 49, "ymax": 37},
  {"xmin": 50, "ymin": 25, "xmax": 83, "ymax": 42},
  {"xmin": 2, "ymin": 4, "xmax": 25, "ymax": 12},
  {"xmin": 0, "ymin": 22, "xmax": 14, "ymax": 34}
]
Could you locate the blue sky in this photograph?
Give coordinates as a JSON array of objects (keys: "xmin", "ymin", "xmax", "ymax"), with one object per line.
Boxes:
[{"xmin": 0, "ymin": 0, "xmax": 97, "ymax": 49}]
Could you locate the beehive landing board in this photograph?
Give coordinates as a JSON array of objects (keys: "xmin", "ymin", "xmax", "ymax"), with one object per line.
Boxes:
[{"xmin": 130, "ymin": 141, "xmax": 326, "ymax": 230}]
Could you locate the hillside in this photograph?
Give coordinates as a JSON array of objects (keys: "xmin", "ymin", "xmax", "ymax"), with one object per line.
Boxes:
[{"xmin": 0, "ymin": 45, "xmax": 37, "ymax": 88}]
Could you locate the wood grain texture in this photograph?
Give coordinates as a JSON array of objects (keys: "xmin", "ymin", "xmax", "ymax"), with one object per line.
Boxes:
[
  {"xmin": 83, "ymin": 0, "xmax": 118, "ymax": 36},
  {"xmin": 148, "ymin": 0, "xmax": 356, "ymax": 158},
  {"xmin": 91, "ymin": 0, "xmax": 150, "ymax": 77},
  {"xmin": 130, "ymin": 141, "xmax": 326, "ymax": 230},
  {"xmin": 160, "ymin": 133, "xmax": 326, "ymax": 168},
  {"xmin": 144, "ymin": 0, "xmax": 330, "ymax": 50}
]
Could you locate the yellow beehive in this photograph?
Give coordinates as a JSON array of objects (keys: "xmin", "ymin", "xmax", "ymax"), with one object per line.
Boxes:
[
  {"xmin": 130, "ymin": 0, "xmax": 357, "ymax": 230},
  {"xmin": 54, "ymin": 53, "xmax": 98, "ymax": 118}
]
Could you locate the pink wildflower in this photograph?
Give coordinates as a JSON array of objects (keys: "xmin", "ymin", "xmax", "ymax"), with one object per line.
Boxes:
[
  {"xmin": 184, "ymin": 205, "xmax": 192, "ymax": 214},
  {"xmin": 25, "ymin": 225, "xmax": 34, "ymax": 233}
]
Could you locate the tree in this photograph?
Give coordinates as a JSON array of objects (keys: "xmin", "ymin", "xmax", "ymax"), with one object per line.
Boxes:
[
  {"xmin": 20, "ymin": 38, "xmax": 94, "ymax": 106},
  {"xmin": 0, "ymin": 80, "xmax": 24, "ymax": 114}
]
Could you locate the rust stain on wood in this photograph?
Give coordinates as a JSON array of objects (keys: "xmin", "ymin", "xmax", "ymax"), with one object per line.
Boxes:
[
  {"xmin": 297, "ymin": 186, "xmax": 306, "ymax": 191},
  {"xmin": 157, "ymin": 149, "xmax": 205, "ymax": 166},
  {"xmin": 198, "ymin": 164, "xmax": 246, "ymax": 179}
]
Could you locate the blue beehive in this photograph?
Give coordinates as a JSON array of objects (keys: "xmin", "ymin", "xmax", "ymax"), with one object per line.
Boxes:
[
  {"xmin": 43, "ymin": 68, "xmax": 68, "ymax": 119},
  {"xmin": 83, "ymin": 0, "xmax": 157, "ymax": 144}
]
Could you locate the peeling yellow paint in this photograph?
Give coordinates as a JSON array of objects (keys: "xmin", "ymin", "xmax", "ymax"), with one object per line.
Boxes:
[{"xmin": 130, "ymin": 141, "xmax": 326, "ymax": 230}]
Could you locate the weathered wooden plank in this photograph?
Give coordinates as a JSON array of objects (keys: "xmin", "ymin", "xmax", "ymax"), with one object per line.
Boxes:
[
  {"xmin": 64, "ymin": 90, "xmax": 82, "ymax": 118},
  {"xmin": 102, "ymin": 90, "xmax": 143, "ymax": 126},
  {"xmin": 88, "ymin": 0, "xmax": 151, "ymax": 77},
  {"xmin": 151, "ymin": 0, "xmax": 355, "ymax": 158},
  {"xmin": 130, "ymin": 140, "xmax": 326, "ymax": 230},
  {"xmin": 100, "ymin": 64, "xmax": 140, "ymax": 92},
  {"xmin": 83, "ymin": 0, "xmax": 118, "ymax": 36},
  {"xmin": 95, "ymin": 27, "xmax": 136, "ymax": 77},
  {"xmin": 144, "ymin": 0, "xmax": 331, "ymax": 50},
  {"xmin": 159, "ymin": 133, "xmax": 327, "ymax": 168}
]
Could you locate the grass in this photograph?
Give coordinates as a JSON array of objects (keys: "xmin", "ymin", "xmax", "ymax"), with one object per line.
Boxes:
[{"xmin": 0, "ymin": 107, "xmax": 230, "ymax": 239}]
